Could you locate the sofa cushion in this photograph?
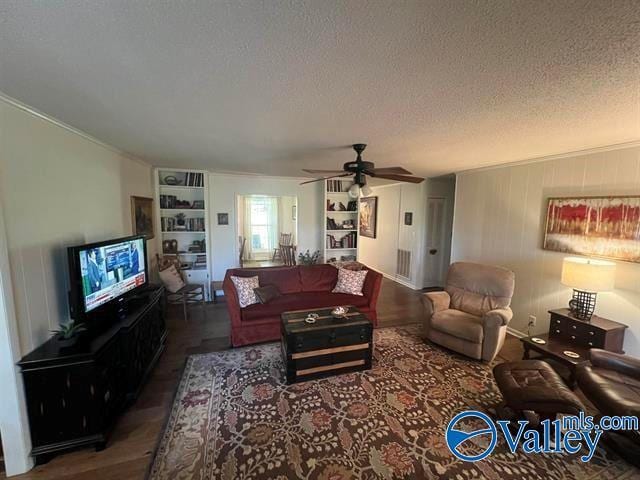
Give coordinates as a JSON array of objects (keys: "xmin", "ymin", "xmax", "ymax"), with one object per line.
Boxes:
[
  {"xmin": 229, "ymin": 267, "xmax": 302, "ymax": 294},
  {"xmin": 430, "ymin": 309, "xmax": 483, "ymax": 343},
  {"xmin": 299, "ymin": 264, "xmax": 338, "ymax": 292},
  {"xmin": 333, "ymin": 268, "xmax": 367, "ymax": 295},
  {"xmin": 241, "ymin": 292, "xmax": 370, "ymax": 322},
  {"xmin": 445, "ymin": 262, "xmax": 514, "ymax": 316},
  {"xmin": 254, "ymin": 285, "xmax": 281, "ymax": 304},
  {"xmin": 230, "ymin": 275, "xmax": 260, "ymax": 308},
  {"xmin": 158, "ymin": 265, "xmax": 185, "ymax": 293}
]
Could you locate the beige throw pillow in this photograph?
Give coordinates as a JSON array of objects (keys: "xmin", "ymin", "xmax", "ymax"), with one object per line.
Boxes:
[
  {"xmin": 230, "ymin": 275, "xmax": 260, "ymax": 308},
  {"xmin": 158, "ymin": 265, "xmax": 185, "ymax": 293},
  {"xmin": 332, "ymin": 268, "xmax": 368, "ymax": 296}
]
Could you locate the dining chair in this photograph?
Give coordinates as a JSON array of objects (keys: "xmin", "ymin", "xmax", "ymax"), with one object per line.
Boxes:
[
  {"xmin": 272, "ymin": 233, "xmax": 292, "ymax": 261},
  {"xmin": 238, "ymin": 236, "xmax": 246, "ymax": 267},
  {"xmin": 280, "ymin": 244, "xmax": 297, "ymax": 266},
  {"xmin": 156, "ymin": 253, "xmax": 206, "ymax": 321}
]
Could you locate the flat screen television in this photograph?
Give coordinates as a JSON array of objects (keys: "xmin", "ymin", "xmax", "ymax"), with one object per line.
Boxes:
[{"xmin": 68, "ymin": 235, "xmax": 148, "ymax": 320}]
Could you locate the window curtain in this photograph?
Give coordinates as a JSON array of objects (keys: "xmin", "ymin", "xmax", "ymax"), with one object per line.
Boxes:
[
  {"xmin": 264, "ymin": 196, "xmax": 279, "ymax": 256},
  {"xmin": 243, "ymin": 197, "xmax": 254, "ymax": 260}
]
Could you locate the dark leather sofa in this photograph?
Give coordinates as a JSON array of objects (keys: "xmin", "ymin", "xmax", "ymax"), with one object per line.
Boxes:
[{"xmin": 577, "ymin": 349, "xmax": 640, "ymax": 467}]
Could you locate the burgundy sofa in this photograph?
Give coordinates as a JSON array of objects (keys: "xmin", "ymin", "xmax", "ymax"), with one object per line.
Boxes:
[{"xmin": 223, "ymin": 264, "xmax": 383, "ymax": 347}]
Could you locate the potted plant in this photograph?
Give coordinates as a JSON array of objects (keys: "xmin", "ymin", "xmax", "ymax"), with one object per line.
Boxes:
[
  {"xmin": 298, "ymin": 249, "xmax": 321, "ymax": 265},
  {"xmin": 50, "ymin": 321, "xmax": 87, "ymax": 349}
]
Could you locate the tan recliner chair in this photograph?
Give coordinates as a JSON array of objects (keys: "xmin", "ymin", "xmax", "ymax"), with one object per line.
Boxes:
[{"xmin": 422, "ymin": 262, "xmax": 515, "ymax": 362}]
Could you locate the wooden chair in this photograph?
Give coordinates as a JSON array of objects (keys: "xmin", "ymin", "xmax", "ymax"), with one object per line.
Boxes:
[
  {"xmin": 156, "ymin": 253, "xmax": 205, "ymax": 321},
  {"xmin": 280, "ymin": 244, "xmax": 297, "ymax": 266},
  {"xmin": 238, "ymin": 236, "xmax": 246, "ymax": 267},
  {"xmin": 272, "ymin": 233, "xmax": 292, "ymax": 261}
]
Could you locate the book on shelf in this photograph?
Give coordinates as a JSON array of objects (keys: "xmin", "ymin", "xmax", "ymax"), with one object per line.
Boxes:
[
  {"xmin": 326, "ymin": 231, "xmax": 357, "ymax": 249},
  {"xmin": 326, "ymin": 217, "xmax": 355, "ymax": 230},
  {"xmin": 184, "ymin": 172, "xmax": 205, "ymax": 187},
  {"xmin": 327, "ymin": 179, "xmax": 351, "ymax": 192},
  {"xmin": 161, "ymin": 217, "xmax": 205, "ymax": 232}
]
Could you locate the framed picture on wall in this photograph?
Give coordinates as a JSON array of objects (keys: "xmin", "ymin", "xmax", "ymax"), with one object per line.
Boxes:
[
  {"xmin": 404, "ymin": 212, "xmax": 413, "ymax": 225},
  {"xmin": 217, "ymin": 213, "xmax": 229, "ymax": 225},
  {"xmin": 543, "ymin": 195, "xmax": 640, "ymax": 263},
  {"xmin": 131, "ymin": 196, "xmax": 154, "ymax": 239},
  {"xmin": 359, "ymin": 196, "xmax": 378, "ymax": 239}
]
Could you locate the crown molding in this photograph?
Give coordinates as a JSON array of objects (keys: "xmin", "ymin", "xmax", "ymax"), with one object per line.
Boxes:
[
  {"xmin": 208, "ymin": 171, "xmax": 316, "ymax": 182},
  {"xmin": 455, "ymin": 140, "xmax": 640, "ymax": 176},
  {"xmin": 0, "ymin": 91, "xmax": 151, "ymax": 168}
]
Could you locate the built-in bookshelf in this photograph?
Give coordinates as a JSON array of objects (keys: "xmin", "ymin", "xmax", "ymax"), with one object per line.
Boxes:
[
  {"xmin": 324, "ymin": 179, "xmax": 359, "ymax": 263},
  {"xmin": 154, "ymin": 168, "xmax": 211, "ymax": 299}
]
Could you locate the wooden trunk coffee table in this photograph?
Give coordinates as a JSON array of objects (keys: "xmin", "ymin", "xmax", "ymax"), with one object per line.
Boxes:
[{"xmin": 281, "ymin": 306, "xmax": 373, "ymax": 384}]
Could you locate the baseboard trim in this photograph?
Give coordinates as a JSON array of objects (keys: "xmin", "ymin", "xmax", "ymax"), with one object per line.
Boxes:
[{"xmin": 507, "ymin": 327, "xmax": 527, "ymax": 338}]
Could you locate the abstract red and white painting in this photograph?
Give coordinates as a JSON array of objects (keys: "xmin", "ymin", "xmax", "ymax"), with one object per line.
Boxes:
[{"xmin": 543, "ymin": 196, "xmax": 640, "ymax": 263}]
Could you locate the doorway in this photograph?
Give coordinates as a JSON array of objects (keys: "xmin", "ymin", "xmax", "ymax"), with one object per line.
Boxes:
[
  {"xmin": 236, "ymin": 195, "xmax": 298, "ymax": 267},
  {"xmin": 424, "ymin": 176, "xmax": 456, "ymax": 287}
]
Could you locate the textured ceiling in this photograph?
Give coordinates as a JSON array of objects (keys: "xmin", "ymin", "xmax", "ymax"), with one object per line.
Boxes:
[{"xmin": 1, "ymin": 1, "xmax": 639, "ymax": 178}]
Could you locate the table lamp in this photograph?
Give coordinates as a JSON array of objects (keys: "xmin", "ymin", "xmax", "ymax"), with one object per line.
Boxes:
[{"xmin": 560, "ymin": 257, "xmax": 616, "ymax": 320}]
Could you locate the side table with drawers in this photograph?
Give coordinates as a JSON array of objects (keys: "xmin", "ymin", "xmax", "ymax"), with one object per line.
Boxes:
[{"xmin": 520, "ymin": 308, "xmax": 627, "ymax": 388}]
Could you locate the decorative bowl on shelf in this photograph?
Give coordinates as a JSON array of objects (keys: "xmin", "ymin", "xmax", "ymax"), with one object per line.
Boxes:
[{"xmin": 332, "ymin": 306, "xmax": 349, "ymax": 318}]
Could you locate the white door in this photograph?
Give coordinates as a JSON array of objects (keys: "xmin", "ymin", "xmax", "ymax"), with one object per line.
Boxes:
[{"xmin": 425, "ymin": 197, "xmax": 447, "ymax": 286}]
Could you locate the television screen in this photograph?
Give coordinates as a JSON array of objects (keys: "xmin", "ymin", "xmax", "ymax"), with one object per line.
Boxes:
[{"xmin": 77, "ymin": 237, "xmax": 147, "ymax": 313}]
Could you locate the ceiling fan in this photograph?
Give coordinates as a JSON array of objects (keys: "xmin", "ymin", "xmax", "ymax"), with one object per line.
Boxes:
[{"xmin": 300, "ymin": 144, "xmax": 424, "ymax": 197}]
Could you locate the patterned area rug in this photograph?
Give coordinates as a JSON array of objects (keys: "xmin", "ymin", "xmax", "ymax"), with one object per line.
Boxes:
[{"xmin": 149, "ymin": 327, "xmax": 636, "ymax": 479}]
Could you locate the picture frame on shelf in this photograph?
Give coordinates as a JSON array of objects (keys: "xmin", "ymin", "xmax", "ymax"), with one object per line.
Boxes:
[
  {"xmin": 192, "ymin": 200, "xmax": 205, "ymax": 209},
  {"xmin": 359, "ymin": 196, "xmax": 378, "ymax": 239},
  {"xmin": 131, "ymin": 196, "xmax": 154, "ymax": 239}
]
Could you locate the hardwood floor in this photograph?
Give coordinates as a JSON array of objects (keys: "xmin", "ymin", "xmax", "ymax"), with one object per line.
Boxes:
[{"xmin": 4, "ymin": 278, "xmax": 524, "ymax": 480}]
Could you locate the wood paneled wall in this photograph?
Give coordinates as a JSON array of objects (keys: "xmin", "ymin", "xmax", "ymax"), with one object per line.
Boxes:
[
  {"xmin": 452, "ymin": 145, "xmax": 640, "ymax": 356},
  {"xmin": 0, "ymin": 98, "xmax": 154, "ymax": 355}
]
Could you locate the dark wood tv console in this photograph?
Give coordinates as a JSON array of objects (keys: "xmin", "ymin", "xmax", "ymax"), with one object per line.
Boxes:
[{"xmin": 18, "ymin": 285, "xmax": 166, "ymax": 464}]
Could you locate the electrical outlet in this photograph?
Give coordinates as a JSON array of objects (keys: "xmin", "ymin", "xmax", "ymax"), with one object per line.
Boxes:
[{"xmin": 528, "ymin": 315, "xmax": 537, "ymax": 326}]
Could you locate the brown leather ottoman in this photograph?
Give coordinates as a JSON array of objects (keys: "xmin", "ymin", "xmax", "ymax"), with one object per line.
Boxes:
[{"xmin": 493, "ymin": 360, "xmax": 585, "ymax": 426}]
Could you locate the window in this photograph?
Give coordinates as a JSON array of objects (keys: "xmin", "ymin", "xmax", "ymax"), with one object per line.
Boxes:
[{"xmin": 245, "ymin": 196, "xmax": 278, "ymax": 258}]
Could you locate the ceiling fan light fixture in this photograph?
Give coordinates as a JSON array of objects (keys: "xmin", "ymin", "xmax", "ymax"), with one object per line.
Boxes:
[
  {"xmin": 360, "ymin": 184, "xmax": 373, "ymax": 197},
  {"xmin": 348, "ymin": 183, "xmax": 360, "ymax": 198}
]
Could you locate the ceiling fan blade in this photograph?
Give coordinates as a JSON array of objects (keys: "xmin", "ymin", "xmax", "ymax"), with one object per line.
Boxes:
[
  {"xmin": 368, "ymin": 173, "xmax": 425, "ymax": 184},
  {"xmin": 365, "ymin": 166, "xmax": 413, "ymax": 175},
  {"xmin": 300, "ymin": 173, "xmax": 352, "ymax": 185},
  {"xmin": 302, "ymin": 168, "xmax": 346, "ymax": 174}
]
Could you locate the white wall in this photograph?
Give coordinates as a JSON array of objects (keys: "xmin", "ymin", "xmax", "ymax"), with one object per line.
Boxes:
[
  {"xmin": 358, "ymin": 182, "xmax": 427, "ymax": 288},
  {"xmin": 209, "ymin": 174, "xmax": 322, "ymax": 280},
  {"xmin": 0, "ymin": 97, "xmax": 155, "ymax": 355},
  {"xmin": 452, "ymin": 145, "xmax": 640, "ymax": 357},
  {"xmin": 279, "ymin": 195, "xmax": 297, "ymax": 244},
  {"xmin": 0, "ymin": 197, "xmax": 33, "ymax": 476}
]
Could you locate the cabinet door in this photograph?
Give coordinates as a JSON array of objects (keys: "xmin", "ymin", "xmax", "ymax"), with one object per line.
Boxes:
[
  {"xmin": 123, "ymin": 299, "xmax": 166, "ymax": 396},
  {"xmin": 95, "ymin": 338, "xmax": 127, "ymax": 428},
  {"xmin": 23, "ymin": 363, "xmax": 96, "ymax": 448}
]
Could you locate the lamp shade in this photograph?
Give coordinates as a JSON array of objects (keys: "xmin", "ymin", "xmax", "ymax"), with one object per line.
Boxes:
[{"xmin": 561, "ymin": 257, "xmax": 616, "ymax": 292}]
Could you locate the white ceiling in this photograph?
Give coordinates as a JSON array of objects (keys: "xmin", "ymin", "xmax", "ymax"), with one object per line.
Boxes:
[{"xmin": 1, "ymin": 1, "xmax": 639, "ymax": 178}]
